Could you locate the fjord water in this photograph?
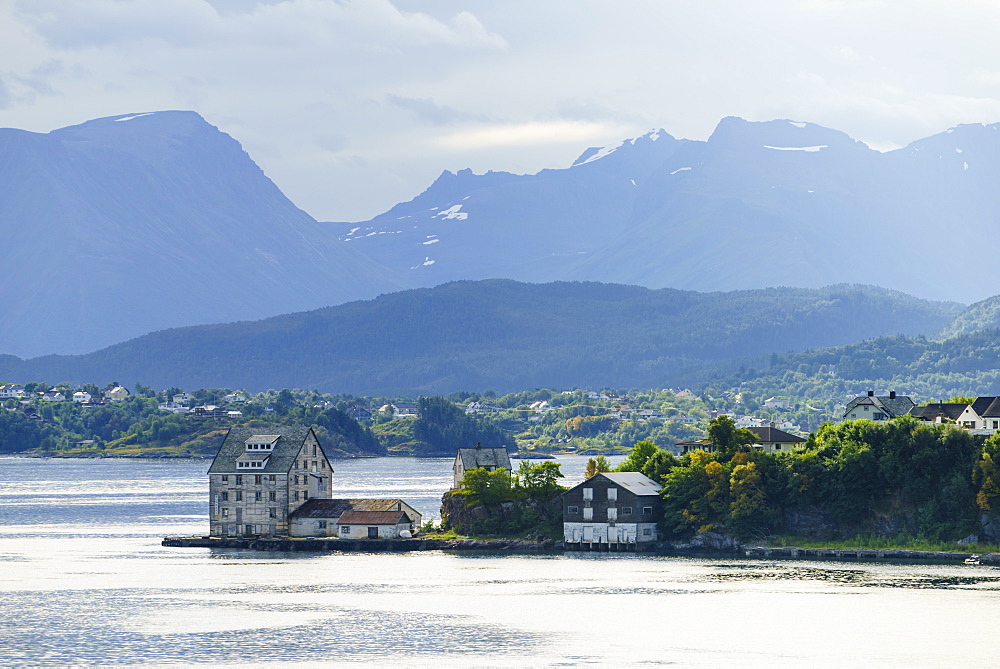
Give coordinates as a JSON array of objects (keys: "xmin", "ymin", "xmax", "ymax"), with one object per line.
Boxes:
[{"xmin": 2, "ymin": 457, "xmax": 1000, "ymax": 666}]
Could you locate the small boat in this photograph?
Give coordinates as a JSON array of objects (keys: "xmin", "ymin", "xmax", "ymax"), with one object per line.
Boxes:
[{"xmin": 964, "ymin": 554, "xmax": 981, "ymax": 565}]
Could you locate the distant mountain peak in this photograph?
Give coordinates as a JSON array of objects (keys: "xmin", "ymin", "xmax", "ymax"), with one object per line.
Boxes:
[{"xmin": 572, "ymin": 128, "xmax": 672, "ymax": 166}]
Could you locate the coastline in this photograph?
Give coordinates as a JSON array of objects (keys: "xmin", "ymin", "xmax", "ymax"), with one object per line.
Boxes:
[{"xmin": 161, "ymin": 535, "xmax": 998, "ymax": 564}]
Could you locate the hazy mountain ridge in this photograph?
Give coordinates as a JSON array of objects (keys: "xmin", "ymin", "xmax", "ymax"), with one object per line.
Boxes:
[
  {"xmin": 0, "ymin": 111, "xmax": 407, "ymax": 358},
  {"xmin": 0, "ymin": 280, "xmax": 961, "ymax": 395},
  {"xmin": 340, "ymin": 118, "xmax": 1000, "ymax": 303}
]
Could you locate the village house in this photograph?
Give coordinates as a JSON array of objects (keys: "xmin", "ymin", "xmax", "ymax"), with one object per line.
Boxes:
[
  {"xmin": 562, "ymin": 472, "xmax": 662, "ymax": 545},
  {"xmin": 465, "ymin": 401, "xmax": 503, "ymax": 415},
  {"xmin": 207, "ymin": 427, "xmax": 333, "ymax": 538},
  {"xmin": 452, "ymin": 444, "xmax": 512, "ymax": 488},
  {"xmin": 0, "ymin": 384, "xmax": 26, "ymax": 399},
  {"xmin": 745, "ymin": 424, "xmax": 807, "ymax": 454},
  {"xmin": 347, "ymin": 405, "xmax": 373, "ymax": 422},
  {"xmin": 909, "ymin": 402, "xmax": 969, "ymax": 425},
  {"xmin": 288, "ymin": 498, "xmax": 421, "ymax": 538},
  {"xmin": 106, "ymin": 385, "xmax": 129, "ymax": 401},
  {"xmin": 842, "ymin": 391, "xmax": 915, "ymax": 421},
  {"xmin": 72, "ymin": 391, "xmax": 92, "ymax": 403}
]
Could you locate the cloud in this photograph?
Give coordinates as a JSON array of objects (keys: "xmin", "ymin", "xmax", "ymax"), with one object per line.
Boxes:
[
  {"xmin": 435, "ymin": 121, "xmax": 626, "ymax": 151},
  {"xmin": 0, "ymin": 0, "xmax": 998, "ymax": 221}
]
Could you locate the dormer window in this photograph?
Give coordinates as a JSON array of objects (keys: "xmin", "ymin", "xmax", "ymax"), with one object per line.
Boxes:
[{"xmin": 245, "ymin": 435, "xmax": 280, "ymax": 452}]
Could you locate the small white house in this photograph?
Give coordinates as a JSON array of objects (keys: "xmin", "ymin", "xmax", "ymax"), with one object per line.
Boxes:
[
  {"xmin": 72, "ymin": 391, "xmax": 92, "ymax": 403},
  {"xmin": 337, "ymin": 510, "xmax": 417, "ymax": 539}
]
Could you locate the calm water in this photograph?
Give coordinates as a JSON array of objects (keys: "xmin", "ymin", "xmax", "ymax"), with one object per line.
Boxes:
[{"xmin": 2, "ymin": 456, "xmax": 1000, "ymax": 666}]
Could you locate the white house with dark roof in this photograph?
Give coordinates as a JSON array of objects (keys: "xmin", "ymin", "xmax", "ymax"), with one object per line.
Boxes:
[
  {"xmin": 949, "ymin": 397, "xmax": 1000, "ymax": 434},
  {"xmin": 744, "ymin": 424, "xmax": 806, "ymax": 454},
  {"xmin": 289, "ymin": 498, "xmax": 421, "ymax": 538},
  {"xmin": 207, "ymin": 426, "xmax": 333, "ymax": 538},
  {"xmin": 562, "ymin": 472, "xmax": 662, "ymax": 545},
  {"xmin": 453, "ymin": 444, "xmax": 512, "ymax": 488},
  {"xmin": 842, "ymin": 391, "xmax": 915, "ymax": 422}
]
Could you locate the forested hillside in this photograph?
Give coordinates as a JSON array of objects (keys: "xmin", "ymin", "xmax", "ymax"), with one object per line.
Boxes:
[
  {"xmin": 704, "ymin": 328, "xmax": 1000, "ymax": 412},
  {"xmin": 0, "ymin": 280, "xmax": 960, "ymax": 395}
]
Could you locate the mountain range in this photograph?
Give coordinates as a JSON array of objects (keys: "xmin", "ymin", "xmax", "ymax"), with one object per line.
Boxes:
[
  {"xmin": 4, "ymin": 110, "xmax": 1000, "ymax": 370},
  {"xmin": 0, "ymin": 280, "xmax": 963, "ymax": 395},
  {"xmin": 0, "ymin": 111, "xmax": 404, "ymax": 358},
  {"xmin": 338, "ymin": 117, "xmax": 1000, "ymax": 304}
]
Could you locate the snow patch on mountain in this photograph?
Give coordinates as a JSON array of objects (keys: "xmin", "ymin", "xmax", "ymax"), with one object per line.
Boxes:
[
  {"xmin": 764, "ymin": 145, "xmax": 827, "ymax": 152},
  {"xmin": 434, "ymin": 204, "xmax": 468, "ymax": 220},
  {"xmin": 411, "ymin": 257, "xmax": 436, "ymax": 269},
  {"xmin": 115, "ymin": 113, "xmax": 155, "ymax": 122},
  {"xmin": 670, "ymin": 167, "xmax": 692, "ymax": 175}
]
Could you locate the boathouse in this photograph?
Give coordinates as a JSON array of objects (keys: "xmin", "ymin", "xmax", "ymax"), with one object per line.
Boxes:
[{"xmin": 562, "ymin": 472, "xmax": 662, "ymax": 547}]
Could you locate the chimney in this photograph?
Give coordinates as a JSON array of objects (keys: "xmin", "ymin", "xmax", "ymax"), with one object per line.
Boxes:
[
  {"xmin": 889, "ymin": 391, "xmax": 896, "ymax": 399},
  {"xmin": 770, "ymin": 421, "xmax": 775, "ymax": 429},
  {"xmin": 867, "ymin": 390, "xmax": 875, "ymax": 397}
]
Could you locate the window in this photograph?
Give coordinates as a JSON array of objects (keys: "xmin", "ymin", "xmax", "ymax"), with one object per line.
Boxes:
[
  {"xmin": 255, "ymin": 475, "xmax": 262, "ymax": 485},
  {"xmin": 774, "ymin": 444, "xmax": 782, "ymax": 451},
  {"xmin": 268, "ymin": 508, "xmax": 276, "ymax": 519},
  {"xmin": 622, "ymin": 507, "xmax": 633, "ymax": 515},
  {"xmin": 607, "ymin": 488, "xmax": 617, "ymax": 501},
  {"xmin": 221, "ymin": 508, "xmax": 229, "ymax": 518},
  {"xmin": 643, "ymin": 528, "xmax": 652, "ymax": 536},
  {"xmin": 255, "ymin": 491, "xmax": 262, "ymax": 501},
  {"xmin": 268, "ymin": 475, "xmax": 275, "ymax": 483},
  {"xmin": 583, "ymin": 508, "xmax": 593, "ymax": 520},
  {"xmin": 221, "ymin": 492, "xmax": 229, "ymax": 502},
  {"xmin": 368, "ymin": 527, "xmax": 379, "ymax": 539},
  {"xmin": 863, "ymin": 406, "xmax": 869, "ymax": 411},
  {"xmin": 341, "ymin": 525, "xmax": 351, "ymax": 534},
  {"xmin": 582, "ymin": 488, "xmax": 593, "ymax": 501},
  {"xmin": 318, "ymin": 520, "xmax": 327, "ymax": 529},
  {"xmin": 607, "ymin": 508, "xmax": 617, "ymax": 521},
  {"xmin": 221, "ymin": 475, "xmax": 228, "ymax": 483},
  {"xmin": 235, "ymin": 491, "xmax": 243, "ymax": 502},
  {"xmin": 235, "ymin": 475, "xmax": 243, "ymax": 485},
  {"xmin": 993, "ymin": 421, "xmax": 999, "ymax": 430},
  {"xmin": 293, "ymin": 491, "xmax": 299, "ymax": 501},
  {"xmin": 642, "ymin": 506, "xmax": 652, "ymax": 515},
  {"xmin": 567, "ymin": 505, "xmax": 579, "ymax": 514},
  {"xmin": 294, "ymin": 475, "xmax": 299, "ymax": 485},
  {"xmin": 303, "ymin": 491, "xmax": 309, "ymax": 500},
  {"xmin": 268, "ymin": 491, "xmax": 276, "ymax": 502},
  {"xmin": 313, "ymin": 445, "xmax": 317, "ymax": 456}
]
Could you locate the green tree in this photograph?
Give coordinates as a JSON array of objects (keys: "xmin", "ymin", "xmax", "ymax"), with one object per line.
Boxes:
[
  {"xmin": 585, "ymin": 455, "xmax": 612, "ymax": 479},
  {"xmin": 707, "ymin": 415, "xmax": 758, "ymax": 457}
]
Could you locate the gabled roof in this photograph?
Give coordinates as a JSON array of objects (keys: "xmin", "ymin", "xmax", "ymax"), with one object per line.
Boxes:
[
  {"xmin": 337, "ymin": 510, "xmax": 410, "ymax": 525},
  {"xmin": 456, "ymin": 447, "xmax": 512, "ymax": 471},
  {"xmin": 844, "ymin": 394, "xmax": 916, "ymax": 418},
  {"xmin": 909, "ymin": 403, "xmax": 968, "ymax": 421},
  {"xmin": 289, "ymin": 498, "xmax": 410, "ymax": 519},
  {"xmin": 583, "ymin": 472, "xmax": 661, "ymax": 496},
  {"xmin": 208, "ymin": 426, "xmax": 318, "ymax": 474},
  {"xmin": 745, "ymin": 426, "xmax": 805, "ymax": 443},
  {"xmin": 980, "ymin": 397, "xmax": 1000, "ymax": 418}
]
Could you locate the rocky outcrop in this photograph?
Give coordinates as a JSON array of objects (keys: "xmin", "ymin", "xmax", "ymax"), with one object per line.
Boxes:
[{"xmin": 440, "ymin": 490, "xmax": 562, "ymax": 539}]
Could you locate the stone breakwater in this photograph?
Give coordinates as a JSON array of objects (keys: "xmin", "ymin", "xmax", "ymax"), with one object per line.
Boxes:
[{"xmin": 744, "ymin": 545, "xmax": 1000, "ymax": 564}]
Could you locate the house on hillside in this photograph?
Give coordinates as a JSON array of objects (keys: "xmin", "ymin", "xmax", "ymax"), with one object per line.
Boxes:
[
  {"xmin": 909, "ymin": 402, "xmax": 969, "ymax": 425},
  {"xmin": 72, "ymin": 391, "xmax": 91, "ymax": 403},
  {"xmin": 207, "ymin": 427, "xmax": 333, "ymax": 538},
  {"xmin": 347, "ymin": 405, "xmax": 373, "ymax": 422},
  {"xmin": 107, "ymin": 386, "xmax": 129, "ymax": 401},
  {"xmin": 0, "ymin": 384, "xmax": 26, "ymax": 399},
  {"xmin": 392, "ymin": 402, "xmax": 419, "ymax": 418},
  {"xmin": 952, "ymin": 397, "xmax": 1000, "ymax": 434},
  {"xmin": 676, "ymin": 438, "xmax": 713, "ymax": 455},
  {"xmin": 453, "ymin": 444, "xmax": 512, "ymax": 488},
  {"xmin": 745, "ymin": 424, "xmax": 806, "ymax": 454},
  {"xmin": 289, "ymin": 498, "xmax": 421, "ymax": 538},
  {"xmin": 562, "ymin": 472, "xmax": 662, "ymax": 545},
  {"xmin": 842, "ymin": 391, "xmax": 915, "ymax": 422}
]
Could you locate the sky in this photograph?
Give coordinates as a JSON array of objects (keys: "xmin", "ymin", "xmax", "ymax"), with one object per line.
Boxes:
[{"xmin": 2, "ymin": 0, "xmax": 1000, "ymax": 222}]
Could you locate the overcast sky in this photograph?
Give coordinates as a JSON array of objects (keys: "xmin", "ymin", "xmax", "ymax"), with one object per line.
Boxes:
[{"xmin": 3, "ymin": 0, "xmax": 1000, "ymax": 221}]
